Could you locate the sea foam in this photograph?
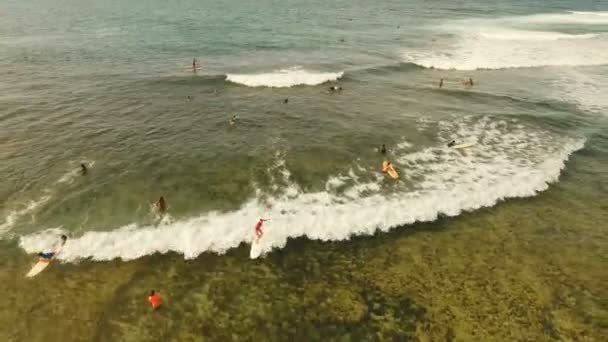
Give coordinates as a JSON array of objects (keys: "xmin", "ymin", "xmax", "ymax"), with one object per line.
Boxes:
[
  {"xmin": 226, "ymin": 67, "xmax": 343, "ymax": 88},
  {"xmin": 19, "ymin": 117, "xmax": 585, "ymax": 262}
]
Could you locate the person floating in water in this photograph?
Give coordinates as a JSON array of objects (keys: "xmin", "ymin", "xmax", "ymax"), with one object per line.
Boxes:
[
  {"xmin": 229, "ymin": 115, "xmax": 239, "ymax": 126},
  {"xmin": 156, "ymin": 196, "xmax": 167, "ymax": 214},
  {"xmin": 447, "ymin": 140, "xmax": 456, "ymax": 147},
  {"xmin": 380, "ymin": 144, "xmax": 387, "ymax": 155},
  {"xmin": 255, "ymin": 218, "xmax": 269, "ymax": 242},
  {"xmin": 283, "ymin": 98, "xmax": 289, "ymax": 104},
  {"xmin": 439, "ymin": 78, "xmax": 444, "ymax": 88},
  {"xmin": 38, "ymin": 235, "xmax": 67, "ymax": 261},
  {"xmin": 80, "ymin": 163, "xmax": 88, "ymax": 175},
  {"xmin": 329, "ymin": 85, "xmax": 343, "ymax": 92},
  {"xmin": 148, "ymin": 290, "xmax": 162, "ymax": 310},
  {"xmin": 186, "ymin": 96, "xmax": 192, "ymax": 102}
]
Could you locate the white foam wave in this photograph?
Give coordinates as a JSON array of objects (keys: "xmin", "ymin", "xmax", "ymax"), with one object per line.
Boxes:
[
  {"xmin": 19, "ymin": 117, "xmax": 585, "ymax": 262},
  {"xmin": 226, "ymin": 67, "xmax": 343, "ymax": 88},
  {"xmin": 520, "ymin": 11, "xmax": 608, "ymax": 25},
  {"xmin": 404, "ymin": 12, "xmax": 608, "ymax": 70}
]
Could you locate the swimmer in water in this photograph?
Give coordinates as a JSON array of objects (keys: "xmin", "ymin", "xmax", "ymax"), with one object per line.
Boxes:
[
  {"xmin": 156, "ymin": 196, "xmax": 167, "ymax": 214},
  {"xmin": 380, "ymin": 144, "xmax": 387, "ymax": 155},
  {"xmin": 148, "ymin": 290, "xmax": 162, "ymax": 310},
  {"xmin": 80, "ymin": 163, "xmax": 88, "ymax": 175},
  {"xmin": 284, "ymin": 98, "xmax": 288, "ymax": 104},
  {"xmin": 329, "ymin": 85, "xmax": 343, "ymax": 92},
  {"xmin": 447, "ymin": 140, "xmax": 456, "ymax": 147},
  {"xmin": 439, "ymin": 78, "xmax": 444, "ymax": 88},
  {"xmin": 229, "ymin": 115, "xmax": 238, "ymax": 126}
]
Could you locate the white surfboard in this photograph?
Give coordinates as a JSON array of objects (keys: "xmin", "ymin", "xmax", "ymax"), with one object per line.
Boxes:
[
  {"xmin": 452, "ymin": 142, "xmax": 476, "ymax": 149},
  {"xmin": 26, "ymin": 245, "xmax": 63, "ymax": 278},
  {"xmin": 249, "ymin": 237, "xmax": 263, "ymax": 259},
  {"xmin": 26, "ymin": 259, "xmax": 52, "ymax": 278}
]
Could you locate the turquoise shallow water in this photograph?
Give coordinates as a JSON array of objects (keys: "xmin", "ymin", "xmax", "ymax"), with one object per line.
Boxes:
[{"xmin": 1, "ymin": 0, "xmax": 607, "ymax": 340}]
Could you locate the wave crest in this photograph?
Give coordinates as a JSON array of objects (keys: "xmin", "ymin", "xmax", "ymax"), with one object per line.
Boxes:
[{"xmin": 226, "ymin": 67, "xmax": 343, "ymax": 88}]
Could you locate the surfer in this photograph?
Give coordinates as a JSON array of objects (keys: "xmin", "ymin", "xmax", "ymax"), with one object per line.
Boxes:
[
  {"xmin": 382, "ymin": 161, "xmax": 393, "ymax": 173},
  {"xmin": 187, "ymin": 96, "xmax": 192, "ymax": 102},
  {"xmin": 329, "ymin": 85, "xmax": 342, "ymax": 92},
  {"xmin": 255, "ymin": 218, "xmax": 269, "ymax": 241},
  {"xmin": 284, "ymin": 98, "xmax": 289, "ymax": 104},
  {"xmin": 447, "ymin": 140, "xmax": 456, "ymax": 147},
  {"xmin": 380, "ymin": 144, "xmax": 387, "ymax": 155},
  {"xmin": 192, "ymin": 58, "xmax": 197, "ymax": 72},
  {"xmin": 148, "ymin": 290, "xmax": 162, "ymax": 310},
  {"xmin": 229, "ymin": 115, "xmax": 238, "ymax": 126},
  {"xmin": 80, "ymin": 163, "xmax": 88, "ymax": 175},
  {"xmin": 38, "ymin": 235, "xmax": 67, "ymax": 261},
  {"xmin": 439, "ymin": 78, "xmax": 444, "ymax": 88},
  {"xmin": 156, "ymin": 196, "xmax": 167, "ymax": 214}
]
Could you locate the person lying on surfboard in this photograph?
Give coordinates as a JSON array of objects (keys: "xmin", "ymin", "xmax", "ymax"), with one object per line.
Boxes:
[
  {"xmin": 447, "ymin": 140, "xmax": 456, "ymax": 147},
  {"xmin": 255, "ymin": 218, "xmax": 269, "ymax": 241},
  {"xmin": 38, "ymin": 235, "xmax": 67, "ymax": 261}
]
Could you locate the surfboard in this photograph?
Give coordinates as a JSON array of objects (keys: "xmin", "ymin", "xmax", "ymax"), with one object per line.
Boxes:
[
  {"xmin": 26, "ymin": 259, "xmax": 52, "ymax": 278},
  {"xmin": 249, "ymin": 237, "xmax": 262, "ymax": 259},
  {"xmin": 382, "ymin": 161, "xmax": 399, "ymax": 179},
  {"xmin": 452, "ymin": 142, "xmax": 476, "ymax": 149},
  {"xmin": 26, "ymin": 245, "xmax": 63, "ymax": 278}
]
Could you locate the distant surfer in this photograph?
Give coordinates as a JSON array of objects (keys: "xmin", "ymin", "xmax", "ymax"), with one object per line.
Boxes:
[
  {"xmin": 283, "ymin": 98, "xmax": 289, "ymax": 104},
  {"xmin": 447, "ymin": 140, "xmax": 456, "ymax": 147},
  {"xmin": 229, "ymin": 115, "xmax": 238, "ymax": 126},
  {"xmin": 382, "ymin": 161, "xmax": 393, "ymax": 173},
  {"xmin": 380, "ymin": 144, "xmax": 387, "ymax": 155},
  {"xmin": 464, "ymin": 78, "xmax": 474, "ymax": 87},
  {"xmin": 38, "ymin": 235, "xmax": 67, "ymax": 262},
  {"xmin": 439, "ymin": 78, "xmax": 444, "ymax": 88},
  {"xmin": 148, "ymin": 290, "xmax": 162, "ymax": 310},
  {"xmin": 192, "ymin": 58, "xmax": 197, "ymax": 72},
  {"xmin": 186, "ymin": 96, "xmax": 193, "ymax": 102},
  {"xmin": 255, "ymin": 218, "xmax": 269, "ymax": 242},
  {"xmin": 80, "ymin": 163, "xmax": 88, "ymax": 175},
  {"xmin": 329, "ymin": 85, "xmax": 342, "ymax": 92},
  {"xmin": 155, "ymin": 196, "xmax": 167, "ymax": 215}
]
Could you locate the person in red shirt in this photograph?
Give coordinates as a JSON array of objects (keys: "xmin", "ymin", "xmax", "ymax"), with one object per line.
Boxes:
[
  {"xmin": 255, "ymin": 218, "xmax": 269, "ymax": 242},
  {"xmin": 148, "ymin": 290, "xmax": 162, "ymax": 310}
]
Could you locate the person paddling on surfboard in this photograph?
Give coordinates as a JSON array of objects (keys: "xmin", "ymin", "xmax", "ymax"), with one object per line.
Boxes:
[
  {"xmin": 80, "ymin": 163, "xmax": 88, "ymax": 175},
  {"xmin": 38, "ymin": 235, "xmax": 67, "ymax": 261},
  {"xmin": 255, "ymin": 218, "xmax": 269, "ymax": 242},
  {"xmin": 447, "ymin": 140, "xmax": 456, "ymax": 147}
]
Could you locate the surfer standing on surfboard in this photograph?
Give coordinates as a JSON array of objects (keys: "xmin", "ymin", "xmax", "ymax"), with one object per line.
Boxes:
[
  {"xmin": 192, "ymin": 58, "xmax": 197, "ymax": 72},
  {"xmin": 38, "ymin": 235, "xmax": 67, "ymax": 261},
  {"xmin": 255, "ymin": 218, "xmax": 269, "ymax": 241}
]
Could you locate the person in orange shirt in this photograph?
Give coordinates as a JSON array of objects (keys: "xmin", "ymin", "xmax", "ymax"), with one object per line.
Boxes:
[{"xmin": 148, "ymin": 290, "xmax": 162, "ymax": 310}]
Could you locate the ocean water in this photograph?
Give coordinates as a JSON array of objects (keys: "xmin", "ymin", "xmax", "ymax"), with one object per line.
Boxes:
[{"xmin": 1, "ymin": 0, "xmax": 607, "ymax": 340}]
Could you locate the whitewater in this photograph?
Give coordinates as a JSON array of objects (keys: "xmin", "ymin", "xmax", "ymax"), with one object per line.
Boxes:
[{"xmin": 19, "ymin": 117, "xmax": 585, "ymax": 262}]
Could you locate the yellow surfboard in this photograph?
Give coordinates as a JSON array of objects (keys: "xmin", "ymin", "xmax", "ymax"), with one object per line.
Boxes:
[{"xmin": 382, "ymin": 161, "xmax": 399, "ymax": 179}]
